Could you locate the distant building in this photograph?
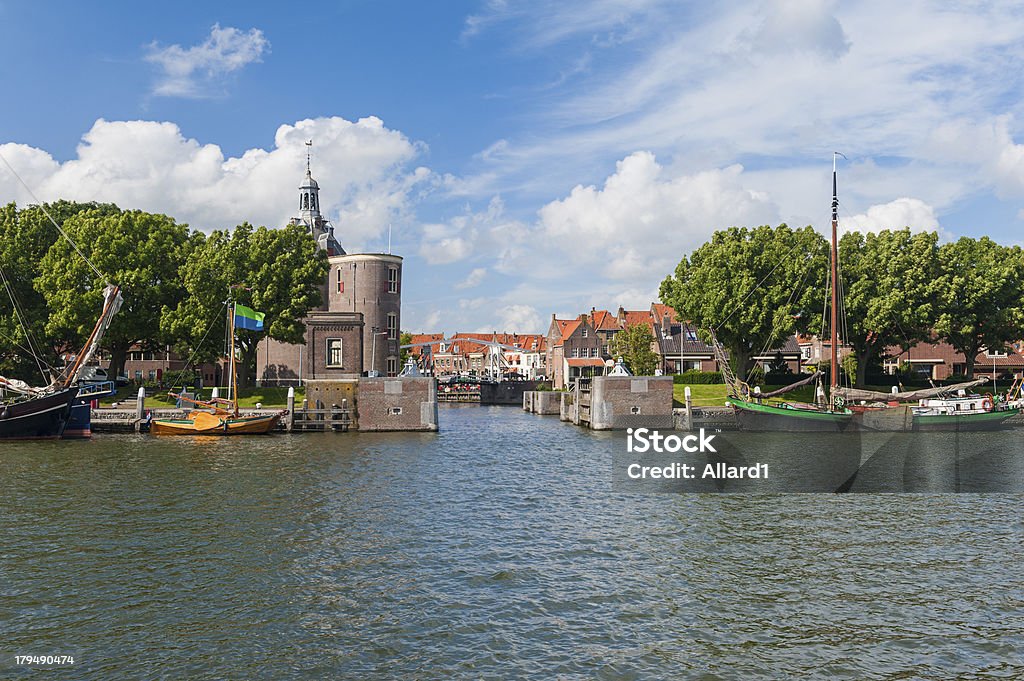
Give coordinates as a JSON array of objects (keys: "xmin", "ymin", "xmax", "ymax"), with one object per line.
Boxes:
[{"xmin": 882, "ymin": 339, "xmax": 1024, "ymax": 380}]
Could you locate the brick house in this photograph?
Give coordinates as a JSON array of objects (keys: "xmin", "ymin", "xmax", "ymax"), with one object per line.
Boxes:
[
  {"xmin": 546, "ymin": 314, "xmax": 604, "ymax": 388},
  {"xmin": 883, "ymin": 339, "xmax": 1024, "ymax": 380}
]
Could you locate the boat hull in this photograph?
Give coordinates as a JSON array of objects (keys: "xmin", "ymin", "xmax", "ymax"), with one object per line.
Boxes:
[
  {"xmin": 150, "ymin": 411, "xmax": 282, "ymax": 436},
  {"xmin": 0, "ymin": 387, "xmax": 78, "ymax": 440},
  {"xmin": 62, "ymin": 402, "xmax": 92, "ymax": 439},
  {"xmin": 912, "ymin": 407, "xmax": 1020, "ymax": 432},
  {"xmin": 731, "ymin": 398, "xmax": 854, "ymax": 432}
]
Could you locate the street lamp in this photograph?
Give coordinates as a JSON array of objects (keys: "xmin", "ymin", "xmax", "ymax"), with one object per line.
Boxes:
[{"xmin": 369, "ymin": 326, "xmax": 388, "ymax": 377}]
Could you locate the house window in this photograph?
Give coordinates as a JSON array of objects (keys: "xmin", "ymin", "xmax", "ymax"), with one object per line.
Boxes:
[
  {"xmin": 326, "ymin": 339, "xmax": 343, "ymax": 367},
  {"xmin": 387, "ymin": 267, "xmax": 399, "ymax": 294},
  {"xmin": 337, "ymin": 268, "xmax": 343, "ymax": 293},
  {"xmin": 386, "ymin": 313, "xmax": 398, "ymax": 340},
  {"xmin": 582, "ymin": 328, "xmax": 588, "ymax": 338},
  {"xmin": 387, "ymin": 357, "xmax": 398, "ymax": 377},
  {"xmin": 572, "ymin": 348, "xmax": 579, "ymax": 358},
  {"xmin": 987, "ymin": 348, "xmax": 1008, "ymax": 357},
  {"xmin": 685, "ymin": 328, "xmax": 698, "ymax": 341},
  {"xmin": 591, "ymin": 348, "xmax": 599, "ymax": 358}
]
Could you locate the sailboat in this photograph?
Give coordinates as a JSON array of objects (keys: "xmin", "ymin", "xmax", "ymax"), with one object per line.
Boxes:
[
  {"xmin": 0, "ymin": 284, "xmax": 123, "ymax": 439},
  {"xmin": 724, "ymin": 154, "xmax": 854, "ymax": 432},
  {"xmin": 150, "ymin": 300, "xmax": 284, "ymax": 435},
  {"xmin": 836, "ymin": 377, "xmax": 1022, "ymax": 431}
]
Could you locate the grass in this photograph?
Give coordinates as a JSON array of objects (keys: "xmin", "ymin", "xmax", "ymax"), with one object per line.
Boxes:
[{"xmin": 98, "ymin": 386, "xmax": 304, "ymax": 408}]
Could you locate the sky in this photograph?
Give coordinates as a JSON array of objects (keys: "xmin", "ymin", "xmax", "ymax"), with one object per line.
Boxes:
[{"xmin": 3, "ymin": 0, "xmax": 1024, "ymax": 334}]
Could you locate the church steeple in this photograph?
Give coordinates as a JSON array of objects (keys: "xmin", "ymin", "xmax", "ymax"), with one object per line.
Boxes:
[
  {"xmin": 290, "ymin": 139, "xmax": 344, "ymax": 257},
  {"xmin": 299, "ymin": 140, "xmax": 321, "ymax": 224}
]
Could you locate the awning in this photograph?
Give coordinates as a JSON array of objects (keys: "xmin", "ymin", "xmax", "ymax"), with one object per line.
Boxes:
[{"xmin": 566, "ymin": 358, "xmax": 606, "ymax": 367}]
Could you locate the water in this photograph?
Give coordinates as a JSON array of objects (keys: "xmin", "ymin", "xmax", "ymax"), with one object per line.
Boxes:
[{"xmin": 3, "ymin": 405, "xmax": 1024, "ymax": 678}]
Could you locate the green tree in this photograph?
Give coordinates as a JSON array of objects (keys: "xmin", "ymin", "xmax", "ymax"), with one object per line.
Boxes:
[
  {"xmin": 608, "ymin": 323, "xmax": 659, "ymax": 376},
  {"xmin": 659, "ymin": 224, "xmax": 827, "ymax": 378},
  {"xmin": 37, "ymin": 209, "xmax": 192, "ymax": 380},
  {"xmin": 839, "ymin": 229, "xmax": 940, "ymax": 386},
  {"xmin": 0, "ymin": 201, "xmax": 119, "ymax": 381},
  {"xmin": 932, "ymin": 237, "xmax": 1024, "ymax": 378},
  {"xmin": 163, "ymin": 223, "xmax": 328, "ymax": 387},
  {"xmin": 399, "ymin": 331, "xmax": 414, "ymax": 364}
]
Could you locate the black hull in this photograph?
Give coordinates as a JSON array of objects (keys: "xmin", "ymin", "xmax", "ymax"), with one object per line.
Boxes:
[{"xmin": 0, "ymin": 387, "xmax": 78, "ymax": 440}]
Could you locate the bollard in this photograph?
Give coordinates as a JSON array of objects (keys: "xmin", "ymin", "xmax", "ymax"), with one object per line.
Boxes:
[
  {"xmin": 340, "ymin": 398, "xmax": 349, "ymax": 432},
  {"xmin": 684, "ymin": 386, "xmax": 693, "ymax": 431},
  {"xmin": 286, "ymin": 387, "xmax": 295, "ymax": 432},
  {"xmin": 135, "ymin": 387, "xmax": 146, "ymax": 432}
]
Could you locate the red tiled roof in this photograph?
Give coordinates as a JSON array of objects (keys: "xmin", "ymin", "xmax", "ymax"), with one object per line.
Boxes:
[
  {"xmin": 566, "ymin": 358, "xmax": 606, "ymax": 367},
  {"xmin": 650, "ymin": 304, "xmax": 677, "ymax": 323},
  {"xmin": 621, "ymin": 310, "xmax": 653, "ymax": 328},
  {"xmin": 590, "ymin": 309, "xmax": 619, "ymax": 331}
]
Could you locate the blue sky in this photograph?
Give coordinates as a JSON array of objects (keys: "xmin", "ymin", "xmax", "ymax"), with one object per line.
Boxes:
[{"xmin": 3, "ymin": 0, "xmax": 1024, "ymax": 333}]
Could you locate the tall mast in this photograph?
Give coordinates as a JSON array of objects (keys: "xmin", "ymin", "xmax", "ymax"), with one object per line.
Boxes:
[
  {"xmin": 229, "ymin": 300, "xmax": 238, "ymax": 417},
  {"xmin": 830, "ymin": 153, "xmax": 841, "ymax": 392}
]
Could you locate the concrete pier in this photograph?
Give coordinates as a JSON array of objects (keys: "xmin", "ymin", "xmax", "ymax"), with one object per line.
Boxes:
[
  {"xmin": 357, "ymin": 377, "xmax": 438, "ymax": 432},
  {"xmin": 584, "ymin": 376, "xmax": 674, "ymax": 430}
]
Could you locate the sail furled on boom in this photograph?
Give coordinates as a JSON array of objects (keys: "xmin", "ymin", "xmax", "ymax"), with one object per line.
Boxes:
[
  {"xmin": 759, "ymin": 372, "xmax": 819, "ymax": 398},
  {"xmin": 832, "ymin": 378, "xmax": 988, "ymax": 403}
]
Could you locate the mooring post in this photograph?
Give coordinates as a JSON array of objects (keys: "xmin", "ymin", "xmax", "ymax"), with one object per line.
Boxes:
[
  {"xmin": 684, "ymin": 386, "xmax": 693, "ymax": 431},
  {"xmin": 286, "ymin": 386, "xmax": 295, "ymax": 432},
  {"xmin": 135, "ymin": 386, "xmax": 146, "ymax": 433},
  {"xmin": 341, "ymin": 398, "xmax": 349, "ymax": 432}
]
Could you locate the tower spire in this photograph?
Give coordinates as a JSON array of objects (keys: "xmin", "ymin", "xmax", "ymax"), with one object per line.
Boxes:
[{"xmin": 305, "ymin": 139, "xmax": 312, "ymax": 175}]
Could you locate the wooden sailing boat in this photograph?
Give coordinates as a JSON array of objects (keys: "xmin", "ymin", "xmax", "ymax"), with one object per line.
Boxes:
[
  {"xmin": 726, "ymin": 154, "xmax": 854, "ymax": 432},
  {"xmin": 150, "ymin": 300, "xmax": 284, "ymax": 435}
]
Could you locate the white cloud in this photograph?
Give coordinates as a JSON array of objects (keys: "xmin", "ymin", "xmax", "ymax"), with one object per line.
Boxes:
[
  {"xmin": 455, "ymin": 267, "xmax": 487, "ymax": 289},
  {"xmin": 146, "ymin": 24, "xmax": 269, "ymax": 98},
  {"xmin": 493, "ymin": 304, "xmax": 543, "ymax": 333},
  {"xmin": 839, "ymin": 197, "xmax": 940, "ymax": 235},
  {"xmin": 536, "ymin": 151, "xmax": 777, "ymax": 278},
  {"xmin": 0, "ymin": 116, "xmax": 427, "ymax": 248},
  {"xmin": 418, "ymin": 196, "xmax": 530, "ymax": 268}
]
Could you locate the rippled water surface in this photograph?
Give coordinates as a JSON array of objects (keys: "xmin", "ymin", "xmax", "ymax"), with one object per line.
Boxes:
[{"xmin": 3, "ymin": 405, "xmax": 1024, "ymax": 678}]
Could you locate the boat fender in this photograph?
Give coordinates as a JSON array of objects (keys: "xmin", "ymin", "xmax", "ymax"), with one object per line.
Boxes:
[{"xmin": 982, "ymin": 397, "xmax": 994, "ymax": 412}]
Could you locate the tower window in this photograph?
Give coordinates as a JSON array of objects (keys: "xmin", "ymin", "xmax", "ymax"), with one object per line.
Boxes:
[
  {"xmin": 387, "ymin": 313, "xmax": 397, "ymax": 340},
  {"xmin": 336, "ymin": 268, "xmax": 343, "ymax": 293},
  {"xmin": 326, "ymin": 339, "xmax": 343, "ymax": 367},
  {"xmin": 387, "ymin": 267, "xmax": 399, "ymax": 294}
]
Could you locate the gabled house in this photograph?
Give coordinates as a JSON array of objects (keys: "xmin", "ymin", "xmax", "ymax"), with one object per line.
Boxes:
[{"xmin": 546, "ymin": 314, "xmax": 603, "ymax": 388}]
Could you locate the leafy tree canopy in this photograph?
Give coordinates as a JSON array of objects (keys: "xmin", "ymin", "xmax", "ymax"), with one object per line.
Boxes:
[
  {"xmin": 608, "ymin": 322, "xmax": 659, "ymax": 376},
  {"xmin": 839, "ymin": 229, "xmax": 939, "ymax": 386},
  {"xmin": 659, "ymin": 224, "xmax": 827, "ymax": 377},
  {"xmin": 932, "ymin": 237, "xmax": 1024, "ymax": 378},
  {"xmin": 163, "ymin": 223, "xmax": 328, "ymax": 387}
]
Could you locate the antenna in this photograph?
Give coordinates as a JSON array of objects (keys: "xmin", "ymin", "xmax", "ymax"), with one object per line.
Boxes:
[{"xmin": 388, "ymin": 223, "xmax": 392, "ymax": 254}]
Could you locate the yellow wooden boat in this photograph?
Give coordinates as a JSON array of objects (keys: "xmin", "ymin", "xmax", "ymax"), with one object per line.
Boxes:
[
  {"xmin": 151, "ymin": 299, "xmax": 284, "ymax": 436},
  {"xmin": 151, "ymin": 408, "xmax": 283, "ymax": 436}
]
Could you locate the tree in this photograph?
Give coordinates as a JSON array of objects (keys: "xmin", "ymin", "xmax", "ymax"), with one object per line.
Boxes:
[
  {"xmin": 659, "ymin": 224, "xmax": 827, "ymax": 379},
  {"xmin": 608, "ymin": 322, "xmax": 659, "ymax": 376},
  {"xmin": 163, "ymin": 223, "xmax": 328, "ymax": 387},
  {"xmin": 932, "ymin": 237, "xmax": 1024, "ymax": 379},
  {"xmin": 0, "ymin": 201, "xmax": 119, "ymax": 382},
  {"xmin": 838, "ymin": 229, "xmax": 939, "ymax": 386},
  {"xmin": 37, "ymin": 209, "xmax": 192, "ymax": 380},
  {"xmin": 399, "ymin": 331, "xmax": 413, "ymax": 364}
]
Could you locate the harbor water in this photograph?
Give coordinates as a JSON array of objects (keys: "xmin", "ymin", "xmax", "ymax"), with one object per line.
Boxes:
[{"xmin": 3, "ymin": 405, "xmax": 1024, "ymax": 678}]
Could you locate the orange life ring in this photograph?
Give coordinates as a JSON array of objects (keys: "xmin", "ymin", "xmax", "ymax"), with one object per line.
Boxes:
[{"xmin": 981, "ymin": 397, "xmax": 993, "ymax": 412}]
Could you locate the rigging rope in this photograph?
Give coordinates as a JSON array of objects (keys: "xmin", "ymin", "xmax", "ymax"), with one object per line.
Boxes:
[
  {"xmin": 0, "ymin": 264, "xmax": 48, "ymax": 380},
  {"xmin": 165, "ymin": 300, "xmax": 229, "ymax": 390}
]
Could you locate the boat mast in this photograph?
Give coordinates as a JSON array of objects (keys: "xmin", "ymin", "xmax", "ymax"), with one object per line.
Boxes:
[
  {"xmin": 830, "ymin": 153, "xmax": 840, "ymax": 394},
  {"xmin": 229, "ymin": 300, "xmax": 239, "ymax": 417}
]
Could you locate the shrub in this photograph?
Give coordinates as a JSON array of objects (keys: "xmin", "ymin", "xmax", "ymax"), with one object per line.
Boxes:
[{"xmin": 673, "ymin": 371, "xmax": 723, "ymax": 384}]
